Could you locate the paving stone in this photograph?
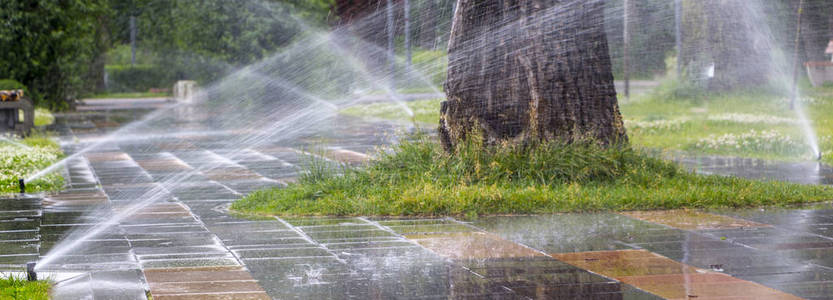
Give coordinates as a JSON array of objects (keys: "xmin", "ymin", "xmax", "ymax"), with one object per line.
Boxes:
[
  {"xmin": 406, "ymin": 232, "xmax": 545, "ymax": 260},
  {"xmin": 145, "ymin": 266, "xmax": 270, "ymax": 300},
  {"xmin": 621, "ymin": 210, "xmax": 771, "ymax": 230},
  {"xmin": 553, "ymin": 250, "xmax": 802, "ymax": 300}
]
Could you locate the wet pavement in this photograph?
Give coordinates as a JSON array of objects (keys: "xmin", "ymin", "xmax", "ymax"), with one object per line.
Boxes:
[{"xmin": 2, "ymin": 99, "xmax": 833, "ymax": 299}]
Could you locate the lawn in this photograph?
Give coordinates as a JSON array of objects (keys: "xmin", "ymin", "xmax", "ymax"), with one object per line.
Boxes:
[
  {"xmin": 34, "ymin": 108, "xmax": 54, "ymax": 127},
  {"xmin": 232, "ymin": 135, "xmax": 833, "ymax": 217},
  {"xmin": 336, "ymin": 81, "xmax": 833, "ymax": 164},
  {"xmin": 340, "ymin": 98, "xmax": 443, "ymax": 124},
  {"xmin": 0, "ymin": 133, "xmax": 64, "ymax": 195},
  {"xmin": 0, "ymin": 276, "xmax": 49, "ymax": 300}
]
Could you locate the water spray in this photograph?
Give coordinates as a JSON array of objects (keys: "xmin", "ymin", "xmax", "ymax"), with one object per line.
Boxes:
[
  {"xmin": 26, "ymin": 262, "xmax": 37, "ymax": 281},
  {"xmin": 18, "ymin": 178, "xmax": 25, "ymax": 194}
]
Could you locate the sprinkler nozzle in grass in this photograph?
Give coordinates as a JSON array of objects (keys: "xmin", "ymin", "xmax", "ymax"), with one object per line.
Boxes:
[
  {"xmin": 18, "ymin": 178, "xmax": 25, "ymax": 194},
  {"xmin": 26, "ymin": 262, "xmax": 37, "ymax": 281},
  {"xmin": 819, "ymin": 152, "xmax": 823, "ymax": 161}
]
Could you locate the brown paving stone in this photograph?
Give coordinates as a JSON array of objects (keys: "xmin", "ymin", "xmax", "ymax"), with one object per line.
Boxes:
[
  {"xmin": 552, "ymin": 250, "xmax": 802, "ymax": 300},
  {"xmin": 118, "ymin": 203, "xmax": 193, "ymax": 219},
  {"xmin": 149, "ymin": 281, "xmax": 263, "ymax": 294},
  {"xmin": 156, "ymin": 141, "xmax": 198, "ymax": 151},
  {"xmin": 553, "ymin": 249, "xmax": 698, "ymax": 277},
  {"xmin": 85, "ymin": 152, "xmax": 131, "ymax": 162},
  {"xmin": 153, "ymin": 292, "xmax": 270, "ymax": 300},
  {"xmin": 145, "ymin": 266, "xmax": 270, "ymax": 300},
  {"xmin": 144, "ymin": 266, "xmax": 254, "ymax": 282},
  {"xmin": 632, "ymin": 275, "xmax": 801, "ymax": 300},
  {"xmin": 620, "ymin": 210, "xmax": 771, "ymax": 230},
  {"xmin": 134, "ymin": 203, "xmax": 190, "ymax": 213},
  {"xmin": 202, "ymin": 169, "xmax": 262, "ymax": 181},
  {"xmin": 405, "ymin": 232, "xmax": 544, "ymax": 260},
  {"xmin": 136, "ymin": 158, "xmax": 192, "ymax": 171}
]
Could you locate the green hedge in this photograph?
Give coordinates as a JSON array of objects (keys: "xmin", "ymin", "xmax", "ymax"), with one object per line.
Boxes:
[
  {"xmin": 0, "ymin": 79, "xmax": 28, "ymax": 95},
  {"xmin": 104, "ymin": 65, "xmax": 175, "ymax": 93}
]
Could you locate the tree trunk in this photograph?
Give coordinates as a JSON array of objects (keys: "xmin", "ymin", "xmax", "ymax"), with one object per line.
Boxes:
[{"xmin": 439, "ymin": 0, "xmax": 627, "ymax": 150}]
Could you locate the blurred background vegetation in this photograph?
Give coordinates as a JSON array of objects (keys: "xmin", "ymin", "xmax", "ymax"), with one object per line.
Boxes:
[{"xmin": 0, "ymin": 0, "xmax": 831, "ymax": 110}]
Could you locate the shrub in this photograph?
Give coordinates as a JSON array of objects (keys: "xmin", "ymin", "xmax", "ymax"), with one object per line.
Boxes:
[{"xmin": 0, "ymin": 79, "xmax": 29, "ymax": 96}]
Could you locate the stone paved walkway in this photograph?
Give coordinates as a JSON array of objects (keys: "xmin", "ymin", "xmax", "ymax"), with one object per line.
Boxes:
[{"xmin": 2, "ymin": 100, "xmax": 833, "ymax": 299}]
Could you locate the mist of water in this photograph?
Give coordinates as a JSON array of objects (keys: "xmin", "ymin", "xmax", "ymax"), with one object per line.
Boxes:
[{"xmin": 35, "ymin": 2, "xmax": 442, "ymax": 272}]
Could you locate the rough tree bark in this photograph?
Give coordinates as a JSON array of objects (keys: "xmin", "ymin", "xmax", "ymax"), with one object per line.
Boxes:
[{"xmin": 439, "ymin": 0, "xmax": 627, "ymax": 150}]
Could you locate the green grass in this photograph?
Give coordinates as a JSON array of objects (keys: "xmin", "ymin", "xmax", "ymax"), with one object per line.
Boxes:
[
  {"xmin": 0, "ymin": 132, "xmax": 64, "ymax": 195},
  {"xmin": 85, "ymin": 92, "xmax": 170, "ymax": 99},
  {"xmin": 338, "ymin": 79, "xmax": 833, "ymax": 163},
  {"xmin": 17, "ymin": 108, "xmax": 55, "ymax": 127},
  {"xmin": 232, "ymin": 135, "xmax": 833, "ymax": 217},
  {"xmin": 33, "ymin": 108, "xmax": 54, "ymax": 127},
  {"xmin": 0, "ymin": 276, "xmax": 49, "ymax": 300},
  {"xmin": 340, "ymin": 98, "xmax": 442, "ymax": 124},
  {"xmin": 622, "ymin": 79, "xmax": 833, "ymax": 163}
]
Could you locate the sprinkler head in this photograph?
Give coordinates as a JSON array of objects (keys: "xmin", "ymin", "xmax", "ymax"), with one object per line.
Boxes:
[
  {"xmin": 18, "ymin": 178, "xmax": 25, "ymax": 194},
  {"xmin": 819, "ymin": 152, "xmax": 823, "ymax": 161},
  {"xmin": 26, "ymin": 262, "xmax": 36, "ymax": 281}
]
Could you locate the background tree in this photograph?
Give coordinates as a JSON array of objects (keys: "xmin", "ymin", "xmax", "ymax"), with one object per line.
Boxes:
[
  {"xmin": 0, "ymin": 0, "xmax": 109, "ymax": 109},
  {"xmin": 439, "ymin": 0, "xmax": 627, "ymax": 149},
  {"xmin": 676, "ymin": 0, "xmax": 833, "ymax": 92},
  {"xmin": 604, "ymin": 0, "xmax": 676, "ymax": 79},
  {"xmin": 101, "ymin": 0, "xmax": 334, "ymax": 90}
]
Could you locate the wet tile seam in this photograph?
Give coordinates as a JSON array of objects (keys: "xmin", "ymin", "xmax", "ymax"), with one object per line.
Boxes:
[{"xmin": 272, "ymin": 216, "xmax": 346, "ymax": 263}]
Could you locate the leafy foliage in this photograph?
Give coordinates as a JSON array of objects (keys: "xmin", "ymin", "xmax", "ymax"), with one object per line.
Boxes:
[
  {"xmin": 0, "ymin": 275, "xmax": 49, "ymax": 300},
  {"xmin": 0, "ymin": 0, "xmax": 109, "ymax": 109},
  {"xmin": 109, "ymin": 0, "xmax": 334, "ymax": 84}
]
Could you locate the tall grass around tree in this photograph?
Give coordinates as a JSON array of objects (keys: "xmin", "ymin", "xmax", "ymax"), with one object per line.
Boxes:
[{"xmin": 233, "ymin": 133, "xmax": 833, "ymax": 217}]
